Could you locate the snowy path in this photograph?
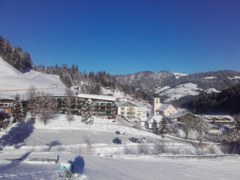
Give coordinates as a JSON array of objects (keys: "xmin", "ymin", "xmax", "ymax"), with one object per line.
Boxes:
[{"xmin": 0, "ymin": 152, "xmax": 240, "ymax": 180}]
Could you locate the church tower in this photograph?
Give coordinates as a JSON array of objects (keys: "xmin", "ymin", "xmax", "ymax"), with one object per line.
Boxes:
[{"xmin": 153, "ymin": 85, "xmax": 160, "ymax": 115}]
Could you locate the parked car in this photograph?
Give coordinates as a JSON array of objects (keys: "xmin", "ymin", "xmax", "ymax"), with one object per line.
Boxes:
[
  {"xmin": 130, "ymin": 137, "xmax": 146, "ymax": 143},
  {"xmin": 113, "ymin": 137, "xmax": 121, "ymax": 144},
  {"xmin": 130, "ymin": 137, "xmax": 140, "ymax": 143},
  {"xmin": 115, "ymin": 131, "xmax": 120, "ymax": 135}
]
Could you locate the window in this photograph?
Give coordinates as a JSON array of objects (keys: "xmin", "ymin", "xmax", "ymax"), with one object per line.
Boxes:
[
  {"xmin": 106, "ymin": 111, "xmax": 111, "ymax": 114},
  {"xmin": 121, "ymin": 107, "xmax": 124, "ymax": 110},
  {"xmin": 101, "ymin": 107, "xmax": 105, "ymax": 110},
  {"xmin": 5, "ymin": 104, "xmax": 8, "ymax": 106},
  {"xmin": 121, "ymin": 112, "xmax": 124, "ymax": 114},
  {"xmin": 107, "ymin": 103, "xmax": 111, "ymax": 105},
  {"xmin": 127, "ymin": 112, "xmax": 130, "ymax": 115},
  {"xmin": 0, "ymin": 104, "xmax": 3, "ymax": 106},
  {"xmin": 156, "ymin": 101, "xmax": 158, "ymax": 103},
  {"xmin": 101, "ymin": 103, "xmax": 105, "ymax": 105},
  {"xmin": 77, "ymin": 107, "xmax": 81, "ymax": 109}
]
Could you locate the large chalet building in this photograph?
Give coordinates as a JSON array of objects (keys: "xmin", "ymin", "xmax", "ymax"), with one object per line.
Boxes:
[{"xmin": 55, "ymin": 94, "xmax": 117, "ymax": 119}]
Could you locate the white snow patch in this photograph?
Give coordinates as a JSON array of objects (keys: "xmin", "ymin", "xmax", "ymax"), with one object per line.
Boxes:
[
  {"xmin": 173, "ymin": 72, "xmax": 188, "ymax": 79},
  {"xmin": 228, "ymin": 76, "xmax": 240, "ymax": 80},
  {"xmin": 203, "ymin": 76, "xmax": 217, "ymax": 79},
  {"xmin": 160, "ymin": 83, "xmax": 202, "ymax": 102}
]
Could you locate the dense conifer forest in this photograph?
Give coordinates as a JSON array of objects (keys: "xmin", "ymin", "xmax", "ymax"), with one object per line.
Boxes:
[{"xmin": 172, "ymin": 83, "xmax": 240, "ymax": 114}]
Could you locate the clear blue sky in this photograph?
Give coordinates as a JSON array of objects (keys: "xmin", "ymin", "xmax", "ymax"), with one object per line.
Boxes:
[{"xmin": 0, "ymin": 0, "xmax": 239, "ymax": 75}]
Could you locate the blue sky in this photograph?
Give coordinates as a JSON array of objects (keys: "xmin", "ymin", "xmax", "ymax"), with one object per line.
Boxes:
[{"xmin": 0, "ymin": 0, "xmax": 239, "ymax": 75}]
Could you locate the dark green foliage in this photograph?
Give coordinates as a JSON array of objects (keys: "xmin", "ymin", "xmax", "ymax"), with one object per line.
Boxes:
[
  {"xmin": 172, "ymin": 83, "xmax": 240, "ymax": 114},
  {"xmin": 0, "ymin": 36, "xmax": 33, "ymax": 71},
  {"xmin": 10, "ymin": 94, "xmax": 24, "ymax": 123}
]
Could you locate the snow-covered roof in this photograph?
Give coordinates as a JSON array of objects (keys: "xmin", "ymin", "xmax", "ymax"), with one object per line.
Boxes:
[
  {"xmin": 101, "ymin": 87, "xmax": 113, "ymax": 95},
  {"xmin": 77, "ymin": 93, "xmax": 116, "ymax": 102},
  {"xmin": 115, "ymin": 101, "xmax": 137, "ymax": 107},
  {"xmin": 166, "ymin": 111, "xmax": 194, "ymax": 119},
  {"xmin": 202, "ymin": 115, "xmax": 234, "ymax": 122},
  {"xmin": 157, "ymin": 104, "xmax": 171, "ymax": 111},
  {"xmin": 146, "ymin": 115, "xmax": 163, "ymax": 123},
  {"xmin": 137, "ymin": 107, "xmax": 148, "ymax": 112}
]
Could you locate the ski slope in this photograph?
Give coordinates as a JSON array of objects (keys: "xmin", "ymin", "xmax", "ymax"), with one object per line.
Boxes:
[{"xmin": 0, "ymin": 57, "xmax": 66, "ymax": 99}]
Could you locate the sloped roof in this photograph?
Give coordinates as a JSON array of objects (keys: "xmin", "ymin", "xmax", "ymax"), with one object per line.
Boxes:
[
  {"xmin": 203, "ymin": 115, "xmax": 234, "ymax": 122},
  {"xmin": 146, "ymin": 115, "xmax": 163, "ymax": 123},
  {"xmin": 157, "ymin": 104, "xmax": 171, "ymax": 111},
  {"xmin": 137, "ymin": 107, "xmax": 148, "ymax": 112},
  {"xmin": 166, "ymin": 111, "xmax": 196, "ymax": 119},
  {"xmin": 115, "ymin": 101, "xmax": 137, "ymax": 107},
  {"xmin": 77, "ymin": 93, "xmax": 116, "ymax": 101}
]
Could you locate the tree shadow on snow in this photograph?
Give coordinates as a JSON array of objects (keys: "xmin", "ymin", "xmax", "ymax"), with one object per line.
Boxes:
[
  {"xmin": 46, "ymin": 140, "xmax": 62, "ymax": 151},
  {"xmin": 0, "ymin": 120, "xmax": 35, "ymax": 151},
  {"xmin": 69, "ymin": 156, "xmax": 85, "ymax": 174},
  {"xmin": 0, "ymin": 152, "xmax": 31, "ymax": 172}
]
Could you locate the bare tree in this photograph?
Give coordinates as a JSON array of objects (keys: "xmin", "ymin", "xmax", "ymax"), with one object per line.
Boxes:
[
  {"xmin": 179, "ymin": 114, "xmax": 196, "ymax": 139},
  {"xmin": 196, "ymin": 116, "xmax": 209, "ymax": 142},
  {"xmin": 26, "ymin": 86, "xmax": 38, "ymax": 120},
  {"xmin": 35, "ymin": 92, "xmax": 58, "ymax": 125},
  {"xmin": 64, "ymin": 87, "xmax": 76, "ymax": 124}
]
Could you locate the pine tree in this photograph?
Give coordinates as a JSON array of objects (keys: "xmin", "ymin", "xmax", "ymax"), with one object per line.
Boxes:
[
  {"xmin": 159, "ymin": 117, "xmax": 169, "ymax": 138},
  {"xmin": 81, "ymin": 99, "xmax": 94, "ymax": 125},
  {"xmin": 11, "ymin": 94, "xmax": 24, "ymax": 123}
]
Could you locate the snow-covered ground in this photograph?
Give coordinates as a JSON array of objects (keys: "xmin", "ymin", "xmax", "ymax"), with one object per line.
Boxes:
[
  {"xmin": 0, "ymin": 114, "xmax": 239, "ymax": 179},
  {"xmin": 160, "ymin": 83, "xmax": 202, "ymax": 102},
  {"xmin": 0, "ymin": 57, "xmax": 66, "ymax": 100},
  {"xmin": 0, "ymin": 152, "xmax": 240, "ymax": 180},
  {"xmin": 173, "ymin": 72, "xmax": 188, "ymax": 79}
]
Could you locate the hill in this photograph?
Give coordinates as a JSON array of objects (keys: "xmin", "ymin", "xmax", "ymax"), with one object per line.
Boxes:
[
  {"xmin": 0, "ymin": 56, "xmax": 66, "ymax": 100},
  {"xmin": 114, "ymin": 70, "xmax": 240, "ymax": 102},
  {"xmin": 172, "ymin": 83, "xmax": 240, "ymax": 114}
]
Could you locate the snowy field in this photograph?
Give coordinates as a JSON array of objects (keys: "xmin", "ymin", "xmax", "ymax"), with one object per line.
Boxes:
[
  {"xmin": 0, "ymin": 57, "xmax": 65, "ymax": 100},
  {"xmin": 0, "ymin": 152, "xmax": 240, "ymax": 180},
  {"xmin": 0, "ymin": 114, "xmax": 239, "ymax": 179}
]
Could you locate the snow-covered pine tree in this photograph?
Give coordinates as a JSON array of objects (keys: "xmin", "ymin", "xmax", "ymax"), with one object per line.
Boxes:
[
  {"xmin": 11, "ymin": 94, "xmax": 23, "ymax": 123},
  {"xmin": 159, "ymin": 117, "xmax": 169, "ymax": 138},
  {"xmin": 81, "ymin": 99, "xmax": 94, "ymax": 125},
  {"xmin": 218, "ymin": 114, "xmax": 240, "ymax": 143}
]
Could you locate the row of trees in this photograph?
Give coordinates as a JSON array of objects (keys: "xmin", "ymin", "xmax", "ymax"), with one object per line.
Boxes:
[
  {"xmin": 0, "ymin": 36, "xmax": 33, "ymax": 71},
  {"xmin": 10, "ymin": 86, "xmax": 95, "ymax": 125},
  {"xmin": 11, "ymin": 87, "xmax": 58, "ymax": 125},
  {"xmin": 33, "ymin": 64, "xmax": 153, "ymax": 103}
]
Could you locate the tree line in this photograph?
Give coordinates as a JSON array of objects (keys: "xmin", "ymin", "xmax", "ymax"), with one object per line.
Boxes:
[
  {"xmin": 0, "ymin": 35, "xmax": 33, "ymax": 71},
  {"xmin": 34, "ymin": 64, "xmax": 153, "ymax": 103},
  {"xmin": 172, "ymin": 83, "xmax": 240, "ymax": 115}
]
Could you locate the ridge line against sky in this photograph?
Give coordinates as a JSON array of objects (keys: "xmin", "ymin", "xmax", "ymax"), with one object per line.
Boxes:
[{"xmin": 0, "ymin": 0, "xmax": 239, "ymax": 75}]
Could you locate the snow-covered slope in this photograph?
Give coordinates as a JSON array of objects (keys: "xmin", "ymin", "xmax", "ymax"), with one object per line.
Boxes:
[
  {"xmin": 173, "ymin": 72, "xmax": 188, "ymax": 79},
  {"xmin": 0, "ymin": 57, "xmax": 66, "ymax": 99},
  {"xmin": 160, "ymin": 83, "xmax": 202, "ymax": 102}
]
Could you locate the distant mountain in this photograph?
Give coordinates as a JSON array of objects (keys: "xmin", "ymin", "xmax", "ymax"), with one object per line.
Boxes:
[
  {"xmin": 172, "ymin": 83, "xmax": 240, "ymax": 114},
  {"xmin": 114, "ymin": 70, "xmax": 240, "ymax": 102}
]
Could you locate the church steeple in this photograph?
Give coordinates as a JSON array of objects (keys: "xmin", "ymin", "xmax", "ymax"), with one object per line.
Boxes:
[{"xmin": 153, "ymin": 85, "xmax": 160, "ymax": 115}]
